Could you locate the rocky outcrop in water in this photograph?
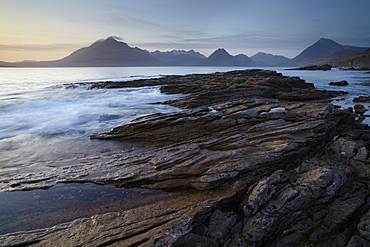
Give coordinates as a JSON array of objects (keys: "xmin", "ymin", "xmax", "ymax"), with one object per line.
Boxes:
[
  {"xmin": 329, "ymin": 80, "xmax": 349, "ymax": 86},
  {"xmin": 353, "ymin": 96, "xmax": 370, "ymax": 103},
  {"xmin": 1, "ymin": 69, "xmax": 369, "ymax": 247},
  {"xmin": 286, "ymin": 64, "xmax": 332, "ymax": 71}
]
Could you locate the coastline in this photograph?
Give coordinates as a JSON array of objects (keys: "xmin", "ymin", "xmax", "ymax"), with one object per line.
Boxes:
[{"xmin": 1, "ymin": 69, "xmax": 370, "ymax": 246}]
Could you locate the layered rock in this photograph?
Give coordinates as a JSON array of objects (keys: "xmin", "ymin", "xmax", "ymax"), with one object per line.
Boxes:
[{"xmin": 1, "ymin": 69, "xmax": 369, "ymax": 247}]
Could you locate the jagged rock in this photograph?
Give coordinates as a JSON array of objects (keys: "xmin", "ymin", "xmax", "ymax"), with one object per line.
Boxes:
[
  {"xmin": 358, "ymin": 210, "xmax": 370, "ymax": 241},
  {"xmin": 354, "ymin": 104, "xmax": 368, "ymax": 114},
  {"xmin": 330, "ymin": 80, "xmax": 349, "ymax": 86},
  {"xmin": 1, "ymin": 69, "xmax": 370, "ymax": 247},
  {"xmin": 205, "ymin": 210, "xmax": 239, "ymax": 243}
]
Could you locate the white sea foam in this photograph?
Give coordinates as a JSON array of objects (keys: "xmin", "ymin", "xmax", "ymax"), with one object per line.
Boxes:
[{"xmin": 0, "ymin": 86, "xmax": 181, "ymax": 139}]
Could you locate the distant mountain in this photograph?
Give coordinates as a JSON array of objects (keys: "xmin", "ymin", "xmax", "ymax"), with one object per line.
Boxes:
[
  {"xmin": 285, "ymin": 38, "xmax": 367, "ymax": 66},
  {"xmin": 201, "ymin": 48, "xmax": 256, "ymax": 66},
  {"xmin": 55, "ymin": 37, "xmax": 160, "ymax": 67},
  {"xmin": 250, "ymin": 52, "xmax": 291, "ymax": 66},
  {"xmin": 0, "ymin": 61, "xmax": 16, "ymax": 67},
  {"xmin": 333, "ymin": 48, "xmax": 370, "ymax": 68},
  {"xmin": 16, "ymin": 37, "xmax": 161, "ymax": 67},
  {"xmin": 301, "ymin": 49, "xmax": 368, "ymax": 66},
  {"xmin": 3, "ymin": 36, "xmax": 368, "ymax": 68},
  {"xmin": 151, "ymin": 49, "xmax": 206, "ymax": 66}
]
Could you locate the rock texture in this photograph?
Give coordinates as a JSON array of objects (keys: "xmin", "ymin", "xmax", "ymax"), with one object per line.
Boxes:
[{"xmin": 1, "ymin": 69, "xmax": 369, "ymax": 247}]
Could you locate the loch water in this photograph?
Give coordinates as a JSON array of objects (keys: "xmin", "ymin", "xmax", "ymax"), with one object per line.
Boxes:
[{"xmin": 0, "ymin": 66, "xmax": 369, "ymax": 234}]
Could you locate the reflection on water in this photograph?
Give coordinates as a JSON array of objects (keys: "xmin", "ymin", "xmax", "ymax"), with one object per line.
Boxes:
[{"xmin": 0, "ymin": 183, "xmax": 182, "ymax": 235}]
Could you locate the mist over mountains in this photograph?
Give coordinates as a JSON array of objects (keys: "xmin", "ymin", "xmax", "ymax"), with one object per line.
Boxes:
[{"xmin": 1, "ymin": 36, "xmax": 368, "ymax": 68}]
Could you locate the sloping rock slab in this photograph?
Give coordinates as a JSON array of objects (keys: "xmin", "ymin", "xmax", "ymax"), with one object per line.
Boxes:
[{"xmin": 1, "ymin": 69, "xmax": 369, "ymax": 247}]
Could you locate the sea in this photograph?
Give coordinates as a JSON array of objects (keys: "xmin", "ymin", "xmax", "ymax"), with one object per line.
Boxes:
[{"xmin": 0, "ymin": 66, "xmax": 369, "ymax": 234}]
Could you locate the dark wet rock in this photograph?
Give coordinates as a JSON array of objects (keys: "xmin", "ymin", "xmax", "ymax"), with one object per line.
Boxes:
[
  {"xmin": 354, "ymin": 104, "xmax": 368, "ymax": 115},
  {"xmin": 1, "ymin": 69, "xmax": 370, "ymax": 246},
  {"xmin": 355, "ymin": 81, "xmax": 370, "ymax": 86},
  {"xmin": 330, "ymin": 80, "xmax": 349, "ymax": 86},
  {"xmin": 286, "ymin": 64, "xmax": 333, "ymax": 71},
  {"xmin": 353, "ymin": 96, "xmax": 370, "ymax": 103}
]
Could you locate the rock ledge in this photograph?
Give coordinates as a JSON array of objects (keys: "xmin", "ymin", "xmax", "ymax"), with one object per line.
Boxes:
[{"xmin": 1, "ymin": 69, "xmax": 369, "ymax": 247}]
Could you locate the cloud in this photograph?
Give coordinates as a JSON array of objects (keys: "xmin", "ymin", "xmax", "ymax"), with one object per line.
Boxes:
[
  {"xmin": 130, "ymin": 28, "xmax": 328, "ymax": 58},
  {"xmin": 0, "ymin": 43, "xmax": 84, "ymax": 52},
  {"xmin": 101, "ymin": 15, "xmax": 163, "ymax": 30},
  {"xmin": 137, "ymin": 29, "xmax": 313, "ymax": 49}
]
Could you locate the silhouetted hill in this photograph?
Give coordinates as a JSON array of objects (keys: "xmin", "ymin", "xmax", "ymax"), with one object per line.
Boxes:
[
  {"xmin": 334, "ymin": 48, "xmax": 370, "ymax": 68},
  {"xmin": 55, "ymin": 37, "xmax": 160, "ymax": 67},
  {"xmin": 15, "ymin": 37, "xmax": 160, "ymax": 67},
  {"xmin": 250, "ymin": 52, "xmax": 291, "ymax": 66},
  {"xmin": 0, "ymin": 61, "xmax": 16, "ymax": 67},
  {"xmin": 4, "ymin": 36, "xmax": 368, "ymax": 68},
  {"xmin": 151, "ymin": 49, "xmax": 206, "ymax": 66},
  {"xmin": 285, "ymin": 38, "xmax": 367, "ymax": 66},
  {"xmin": 201, "ymin": 48, "xmax": 256, "ymax": 66}
]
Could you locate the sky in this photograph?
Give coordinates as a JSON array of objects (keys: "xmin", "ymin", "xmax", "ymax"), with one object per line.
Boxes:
[{"xmin": 1, "ymin": 0, "xmax": 370, "ymax": 62}]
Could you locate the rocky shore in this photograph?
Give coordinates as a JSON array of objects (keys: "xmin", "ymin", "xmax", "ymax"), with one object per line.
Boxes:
[{"xmin": 1, "ymin": 69, "xmax": 370, "ymax": 246}]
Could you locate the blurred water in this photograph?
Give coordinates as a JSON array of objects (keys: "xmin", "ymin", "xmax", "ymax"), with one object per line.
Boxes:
[
  {"xmin": 0, "ymin": 67, "xmax": 369, "ymax": 170},
  {"xmin": 278, "ymin": 68, "xmax": 370, "ymax": 125},
  {"xmin": 0, "ymin": 67, "xmax": 253, "ymax": 171},
  {"xmin": 0, "ymin": 66, "xmax": 369, "ymax": 236}
]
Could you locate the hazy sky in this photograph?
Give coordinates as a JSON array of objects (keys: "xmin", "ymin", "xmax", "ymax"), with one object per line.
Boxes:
[{"xmin": 1, "ymin": 0, "xmax": 369, "ymax": 62}]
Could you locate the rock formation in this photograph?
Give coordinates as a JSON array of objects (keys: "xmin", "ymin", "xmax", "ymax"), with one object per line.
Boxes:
[
  {"xmin": 329, "ymin": 80, "xmax": 349, "ymax": 86},
  {"xmin": 1, "ymin": 69, "xmax": 369, "ymax": 247},
  {"xmin": 287, "ymin": 64, "xmax": 332, "ymax": 71},
  {"xmin": 353, "ymin": 96, "xmax": 370, "ymax": 103}
]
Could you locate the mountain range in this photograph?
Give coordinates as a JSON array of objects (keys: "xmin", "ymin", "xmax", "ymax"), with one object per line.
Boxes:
[
  {"xmin": 1, "ymin": 36, "xmax": 369, "ymax": 68},
  {"xmin": 283, "ymin": 38, "xmax": 367, "ymax": 66}
]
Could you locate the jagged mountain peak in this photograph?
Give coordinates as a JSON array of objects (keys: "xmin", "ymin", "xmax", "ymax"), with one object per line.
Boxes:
[
  {"xmin": 213, "ymin": 48, "xmax": 230, "ymax": 54},
  {"xmin": 208, "ymin": 48, "xmax": 232, "ymax": 59},
  {"xmin": 91, "ymin": 36, "xmax": 130, "ymax": 48},
  {"xmin": 316, "ymin": 38, "xmax": 340, "ymax": 45},
  {"xmin": 285, "ymin": 38, "xmax": 346, "ymax": 66},
  {"xmin": 202, "ymin": 48, "xmax": 256, "ymax": 66}
]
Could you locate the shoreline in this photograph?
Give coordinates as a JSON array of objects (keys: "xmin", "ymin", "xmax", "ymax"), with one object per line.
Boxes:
[{"xmin": 1, "ymin": 69, "xmax": 370, "ymax": 246}]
